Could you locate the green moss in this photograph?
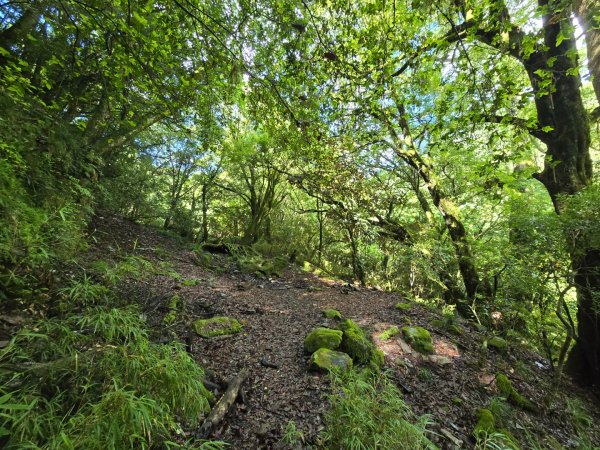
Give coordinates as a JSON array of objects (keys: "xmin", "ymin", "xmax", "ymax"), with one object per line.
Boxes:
[
  {"xmin": 193, "ymin": 316, "xmax": 243, "ymax": 338},
  {"xmin": 430, "ymin": 319, "xmax": 445, "ymax": 328},
  {"xmin": 338, "ymin": 319, "xmax": 375, "ymax": 365},
  {"xmin": 369, "ymin": 348, "xmax": 385, "ymax": 371},
  {"xmin": 194, "ymin": 251, "xmax": 212, "ymax": 267},
  {"xmin": 304, "ymin": 327, "xmax": 343, "ymax": 353},
  {"xmin": 163, "ymin": 295, "xmax": 180, "ymax": 325},
  {"xmin": 322, "ymin": 309, "xmax": 342, "ymax": 319},
  {"xmin": 395, "ymin": 302, "xmax": 412, "ymax": 312},
  {"xmin": 310, "ymin": 348, "xmax": 353, "ymax": 372},
  {"xmin": 473, "ymin": 408, "xmax": 495, "ymax": 437},
  {"xmin": 451, "ymin": 397, "xmax": 464, "ymax": 406},
  {"xmin": 380, "ymin": 326, "xmax": 400, "ymax": 341},
  {"xmin": 496, "ymin": 373, "xmax": 537, "ymax": 412},
  {"xmin": 182, "ymin": 278, "xmax": 200, "ymax": 287},
  {"xmin": 401, "ymin": 326, "xmax": 434, "ymax": 355},
  {"xmin": 487, "ymin": 336, "xmax": 508, "ymax": 351},
  {"xmin": 431, "ymin": 318, "xmax": 463, "ymax": 335}
]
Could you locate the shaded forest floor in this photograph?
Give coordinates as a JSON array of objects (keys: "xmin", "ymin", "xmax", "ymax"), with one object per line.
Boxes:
[{"xmin": 85, "ymin": 213, "xmax": 600, "ymax": 449}]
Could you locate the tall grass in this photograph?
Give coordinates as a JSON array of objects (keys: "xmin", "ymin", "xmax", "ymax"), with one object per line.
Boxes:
[
  {"xmin": 320, "ymin": 370, "xmax": 435, "ymax": 450},
  {"xmin": 0, "ymin": 306, "xmax": 213, "ymax": 449}
]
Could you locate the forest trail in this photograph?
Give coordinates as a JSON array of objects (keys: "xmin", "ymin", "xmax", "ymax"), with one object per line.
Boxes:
[{"xmin": 88, "ymin": 214, "xmax": 600, "ymax": 449}]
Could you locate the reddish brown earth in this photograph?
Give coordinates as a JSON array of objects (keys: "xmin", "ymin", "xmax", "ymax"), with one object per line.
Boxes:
[{"xmin": 86, "ymin": 213, "xmax": 600, "ymax": 449}]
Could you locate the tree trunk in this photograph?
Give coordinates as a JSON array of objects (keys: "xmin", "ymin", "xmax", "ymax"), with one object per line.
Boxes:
[
  {"xmin": 573, "ymin": 0, "xmax": 600, "ymax": 107},
  {"xmin": 201, "ymin": 183, "xmax": 209, "ymax": 242}
]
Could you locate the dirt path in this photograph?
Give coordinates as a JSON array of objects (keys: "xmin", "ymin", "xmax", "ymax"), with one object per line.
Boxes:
[{"xmin": 89, "ymin": 213, "xmax": 600, "ymax": 449}]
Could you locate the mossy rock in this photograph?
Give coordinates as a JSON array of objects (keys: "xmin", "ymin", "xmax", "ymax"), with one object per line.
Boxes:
[
  {"xmin": 309, "ymin": 348, "xmax": 353, "ymax": 372},
  {"xmin": 395, "ymin": 302, "xmax": 412, "ymax": 312},
  {"xmin": 304, "ymin": 327, "xmax": 343, "ymax": 353},
  {"xmin": 338, "ymin": 319, "xmax": 375, "ymax": 365},
  {"xmin": 380, "ymin": 325, "xmax": 400, "ymax": 341},
  {"xmin": 473, "ymin": 408, "xmax": 495, "ymax": 437},
  {"xmin": 322, "ymin": 309, "xmax": 342, "ymax": 319},
  {"xmin": 401, "ymin": 326, "xmax": 434, "ymax": 355},
  {"xmin": 431, "ymin": 318, "xmax": 463, "ymax": 336},
  {"xmin": 194, "ymin": 316, "xmax": 243, "ymax": 338},
  {"xmin": 487, "ymin": 336, "xmax": 508, "ymax": 351},
  {"xmin": 369, "ymin": 348, "xmax": 385, "ymax": 371},
  {"xmin": 164, "ymin": 295, "xmax": 180, "ymax": 325},
  {"xmin": 496, "ymin": 373, "xmax": 537, "ymax": 412}
]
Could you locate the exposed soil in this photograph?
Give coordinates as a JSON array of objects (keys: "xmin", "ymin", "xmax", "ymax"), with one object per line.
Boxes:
[{"xmin": 86, "ymin": 213, "xmax": 600, "ymax": 449}]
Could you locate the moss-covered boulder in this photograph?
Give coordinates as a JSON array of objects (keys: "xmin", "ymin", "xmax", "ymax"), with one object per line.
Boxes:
[
  {"xmin": 496, "ymin": 373, "xmax": 537, "ymax": 412},
  {"xmin": 401, "ymin": 326, "xmax": 434, "ymax": 355},
  {"xmin": 369, "ymin": 348, "xmax": 385, "ymax": 371},
  {"xmin": 304, "ymin": 327, "xmax": 343, "ymax": 353},
  {"xmin": 338, "ymin": 319, "xmax": 375, "ymax": 365},
  {"xmin": 395, "ymin": 302, "xmax": 412, "ymax": 312},
  {"xmin": 473, "ymin": 408, "xmax": 495, "ymax": 437},
  {"xmin": 322, "ymin": 309, "xmax": 342, "ymax": 319},
  {"xmin": 310, "ymin": 348, "xmax": 353, "ymax": 372},
  {"xmin": 194, "ymin": 316, "xmax": 243, "ymax": 338},
  {"xmin": 487, "ymin": 336, "xmax": 508, "ymax": 351}
]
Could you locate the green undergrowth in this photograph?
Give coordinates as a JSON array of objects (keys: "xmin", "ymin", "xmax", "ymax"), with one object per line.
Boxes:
[
  {"xmin": 227, "ymin": 243, "xmax": 288, "ymax": 278},
  {"xmin": 0, "ymin": 306, "xmax": 216, "ymax": 449},
  {"xmin": 320, "ymin": 370, "xmax": 435, "ymax": 449}
]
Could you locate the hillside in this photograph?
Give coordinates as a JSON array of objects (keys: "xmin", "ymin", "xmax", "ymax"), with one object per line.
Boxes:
[{"xmin": 76, "ymin": 213, "xmax": 600, "ymax": 449}]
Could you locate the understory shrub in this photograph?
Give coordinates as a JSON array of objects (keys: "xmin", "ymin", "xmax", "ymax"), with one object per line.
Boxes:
[
  {"xmin": 0, "ymin": 306, "xmax": 213, "ymax": 449},
  {"xmin": 320, "ymin": 370, "xmax": 434, "ymax": 449}
]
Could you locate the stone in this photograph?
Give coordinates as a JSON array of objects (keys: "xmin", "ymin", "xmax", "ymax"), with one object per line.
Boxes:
[
  {"xmin": 473, "ymin": 408, "xmax": 495, "ymax": 437},
  {"xmin": 338, "ymin": 319, "xmax": 375, "ymax": 364},
  {"xmin": 304, "ymin": 327, "xmax": 343, "ymax": 353},
  {"xmin": 395, "ymin": 302, "xmax": 412, "ymax": 312},
  {"xmin": 401, "ymin": 326, "xmax": 434, "ymax": 354},
  {"xmin": 322, "ymin": 309, "xmax": 342, "ymax": 319},
  {"xmin": 193, "ymin": 316, "xmax": 243, "ymax": 338},
  {"xmin": 426, "ymin": 355, "xmax": 452, "ymax": 365},
  {"xmin": 309, "ymin": 348, "xmax": 353, "ymax": 372},
  {"xmin": 487, "ymin": 336, "xmax": 508, "ymax": 351},
  {"xmin": 496, "ymin": 373, "xmax": 537, "ymax": 412}
]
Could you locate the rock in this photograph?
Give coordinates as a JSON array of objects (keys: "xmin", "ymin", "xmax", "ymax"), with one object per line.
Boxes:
[
  {"xmin": 338, "ymin": 319, "xmax": 375, "ymax": 365},
  {"xmin": 487, "ymin": 336, "xmax": 508, "ymax": 351},
  {"xmin": 401, "ymin": 326, "xmax": 434, "ymax": 355},
  {"xmin": 426, "ymin": 355, "xmax": 452, "ymax": 365},
  {"xmin": 473, "ymin": 408, "xmax": 495, "ymax": 437},
  {"xmin": 369, "ymin": 348, "xmax": 385, "ymax": 370},
  {"xmin": 322, "ymin": 309, "xmax": 342, "ymax": 319},
  {"xmin": 193, "ymin": 316, "xmax": 243, "ymax": 338},
  {"xmin": 395, "ymin": 302, "xmax": 412, "ymax": 312},
  {"xmin": 496, "ymin": 373, "xmax": 537, "ymax": 412},
  {"xmin": 304, "ymin": 327, "xmax": 343, "ymax": 353},
  {"xmin": 309, "ymin": 348, "xmax": 353, "ymax": 372}
]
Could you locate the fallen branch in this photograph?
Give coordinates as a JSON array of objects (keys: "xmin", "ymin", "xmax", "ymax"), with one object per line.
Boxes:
[{"xmin": 198, "ymin": 367, "xmax": 249, "ymax": 438}]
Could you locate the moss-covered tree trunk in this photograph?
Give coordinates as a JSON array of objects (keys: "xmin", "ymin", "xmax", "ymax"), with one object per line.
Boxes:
[{"xmin": 451, "ymin": 0, "xmax": 599, "ymax": 388}]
